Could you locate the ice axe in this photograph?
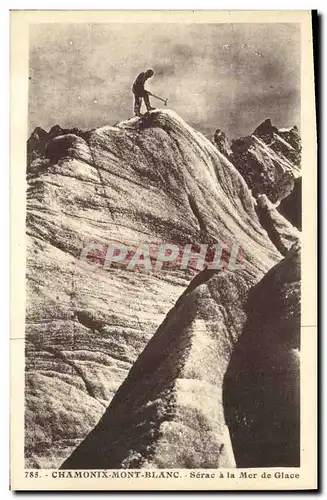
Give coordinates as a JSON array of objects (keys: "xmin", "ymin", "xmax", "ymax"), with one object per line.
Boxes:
[{"xmin": 148, "ymin": 92, "xmax": 168, "ymax": 106}]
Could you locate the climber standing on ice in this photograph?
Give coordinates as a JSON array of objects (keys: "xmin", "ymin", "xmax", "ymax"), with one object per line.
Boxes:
[{"xmin": 132, "ymin": 69, "xmax": 155, "ymax": 116}]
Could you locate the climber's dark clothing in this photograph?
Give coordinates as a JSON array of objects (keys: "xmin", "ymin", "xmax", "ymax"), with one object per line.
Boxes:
[
  {"xmin": 132, "ymin": 72, "xmax": 148, "ymax": 96},
  {"xmin": 133, "ymin": 93, "xmax": 152, "ymax": 116},
  {"xmin": 132, "ymin": 72, "xmax": 154, "ymax": 116}
]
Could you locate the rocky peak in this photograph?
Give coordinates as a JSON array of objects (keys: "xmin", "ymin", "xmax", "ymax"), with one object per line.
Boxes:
[
  {"xmin": 253, "ymin": 118, "xmax": 279, "ymax": 141},
  {"xmin": 49, "ymin": 124, "xmax": 64, "ymax": 136},
  {"xmin": 212, "ymin": 129, "xmax": 233, "ymax": 159},
  {"xmin": 278, "ymin": 125, "xmax": 301, "ymax": 152},
  {"xmin": 29, "ymin": 126, "xmax": 47, "ymax": 141},
  {"xmin": 27, "ymin": 124, "xmax": 88, "ymax": 167},
  {"xmin": 211, "ymin": 119, "xmax": 301, "ymax": 227}
]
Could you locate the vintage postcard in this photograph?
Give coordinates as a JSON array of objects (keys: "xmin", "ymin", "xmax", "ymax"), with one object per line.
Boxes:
[{"xmin": 10, "ymin": 10, "xmax": 317, "ymax": 490}]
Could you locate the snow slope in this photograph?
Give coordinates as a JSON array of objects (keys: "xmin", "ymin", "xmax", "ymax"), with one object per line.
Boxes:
[{"xmin": 26, "ymin": 109, "xmax": 281, "ymax": 468}]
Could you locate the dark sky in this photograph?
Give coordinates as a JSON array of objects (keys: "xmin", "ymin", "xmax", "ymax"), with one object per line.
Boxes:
[{"xmin": 28, "ymin": 23, "xmax": 300, "ymax": 140}]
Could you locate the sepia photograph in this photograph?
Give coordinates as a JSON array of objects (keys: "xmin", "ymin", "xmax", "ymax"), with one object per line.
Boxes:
[{"xmin": 10, "ymin": 10, "xmax": 317, "ymax": 490}]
